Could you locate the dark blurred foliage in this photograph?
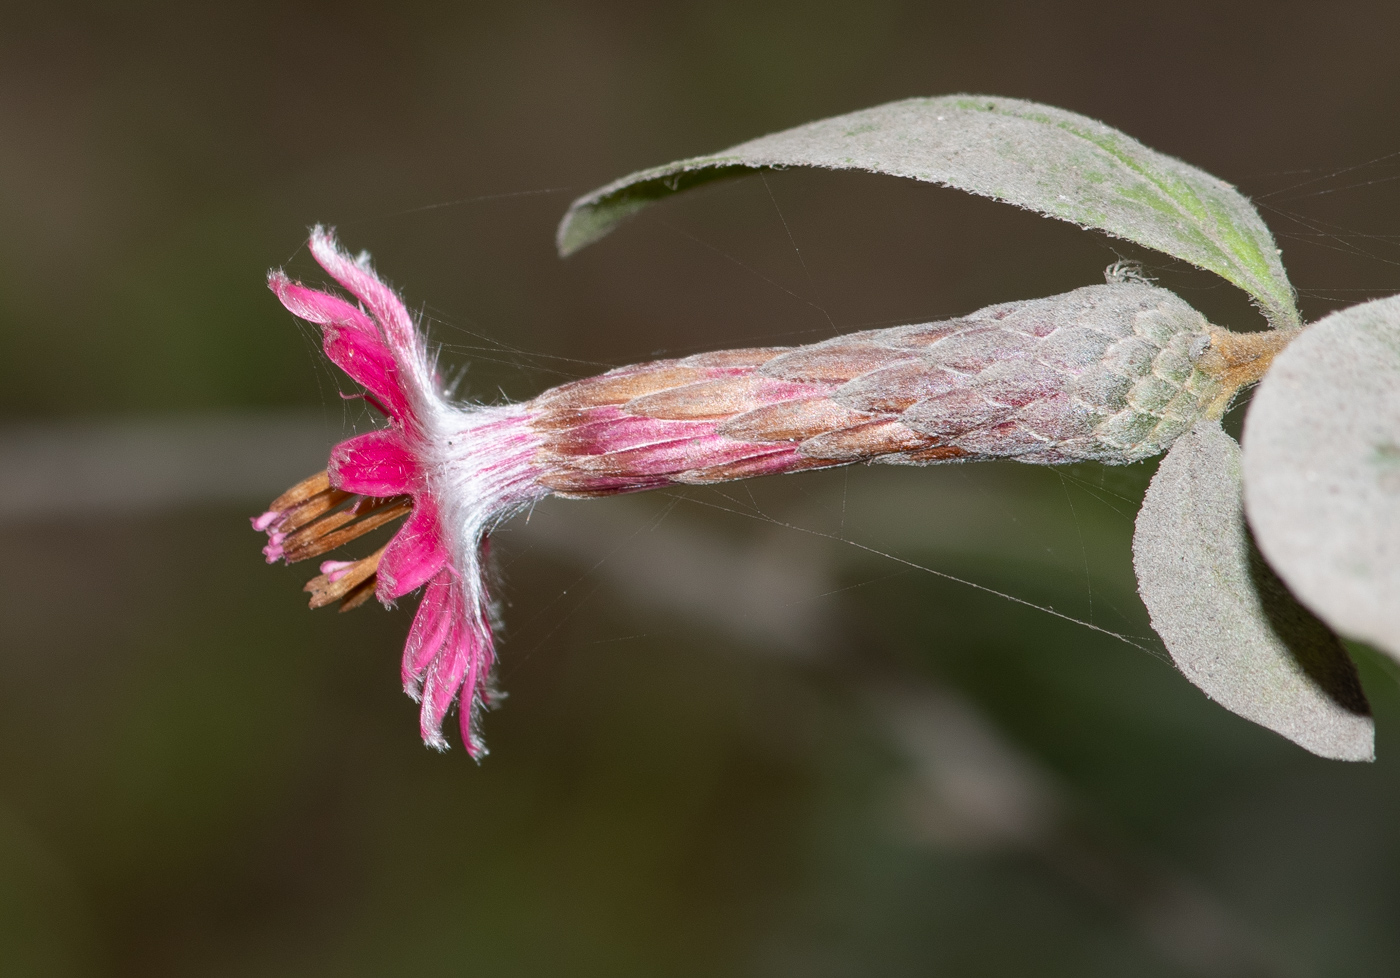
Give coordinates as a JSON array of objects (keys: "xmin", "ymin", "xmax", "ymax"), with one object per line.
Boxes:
[{"xmin": 3, "ymin": 1, "xmax": 1400, "ymax": 975}]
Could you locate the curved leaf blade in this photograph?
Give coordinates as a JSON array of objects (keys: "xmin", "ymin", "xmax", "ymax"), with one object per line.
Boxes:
[
  {"xmin": 1134, "ymin": 419, "xmax": 1373, "ymax": 761},
  {"xmin": 559, "ymin": 95, "xmax": 1299, "ymax": 329},
  {"xmin": 1243, "ymin": 294, "xmax": 1400, "ymax": 659}
]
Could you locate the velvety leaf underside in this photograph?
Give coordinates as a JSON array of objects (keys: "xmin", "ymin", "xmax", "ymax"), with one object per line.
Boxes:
[
  {"xmin": 559, "ymin": 95, "xmax": 1299, "ymax": 330},
  {"xmin": 1133, "ymin": 419, "xmax": 1372, "ymax": 761},
  {"xmin": 1243, "ymin": 294, "xmax": 1400, "ymax": 659}
]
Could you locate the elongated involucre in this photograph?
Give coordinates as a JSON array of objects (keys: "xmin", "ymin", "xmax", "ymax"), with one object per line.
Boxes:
[
  {"xmin": 258, "ymin": 236, "xmax": 1224, "ymax": 754},
  {"xmin": 530, "ymin": 283, "xmax": 1221, "ymax": 495}
]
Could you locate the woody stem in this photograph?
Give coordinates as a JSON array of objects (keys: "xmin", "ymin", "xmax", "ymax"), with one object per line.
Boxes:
[{"xmin": 1198, "ymin": 326, "xmax": 1298, "ymax": 417}]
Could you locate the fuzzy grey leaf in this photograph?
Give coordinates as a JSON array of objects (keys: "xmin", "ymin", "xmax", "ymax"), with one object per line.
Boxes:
[
  {"xmin": 1133, "ymin": 420, "xmax": 1373, "ymax": 761},
  {"xmin": 1242, "ymin": 294, "xmax": 1400, "ymax": 660},
  {"xmin": 559, "ymin": 95, "xmax": 1299, "ymax": 329}
]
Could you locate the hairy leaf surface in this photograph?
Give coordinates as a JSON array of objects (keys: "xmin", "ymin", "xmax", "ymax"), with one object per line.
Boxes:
[
  {"xmin": 559, "ymin": 95, "xmax": 1299, "ymax": 329},
  {"xmin": 1134, "ymin": 420, "xmax": 1372, "ymax": 761},
  {"xmin": 1243, "ymin": 294, "xmax": 1400, "ymax": 659}
]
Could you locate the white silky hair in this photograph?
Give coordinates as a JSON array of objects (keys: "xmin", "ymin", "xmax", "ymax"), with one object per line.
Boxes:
[
  {"xmin": 425, "ymin": 398, "xmax": 548, "ymax": 613},
  {"xmin": 350, "ymin": 238, "xmax": 548, "ymax": 616}
]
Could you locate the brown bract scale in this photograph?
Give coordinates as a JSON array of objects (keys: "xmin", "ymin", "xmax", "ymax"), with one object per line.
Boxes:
[{"xmin": 528, "ymin": 283, "xmax": 1227, "ymax": 496}]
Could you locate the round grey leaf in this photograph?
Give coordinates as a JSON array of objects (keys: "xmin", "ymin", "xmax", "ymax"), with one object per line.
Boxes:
[{"xmin": 1242, "ymin": 294, "xmax": 1400, "ymax": 660}]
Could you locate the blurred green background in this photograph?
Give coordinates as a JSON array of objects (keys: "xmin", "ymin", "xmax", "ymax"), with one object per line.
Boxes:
[{"xmin": 4, "ymin": 1, "xmax": 1400, "ymax": 975}]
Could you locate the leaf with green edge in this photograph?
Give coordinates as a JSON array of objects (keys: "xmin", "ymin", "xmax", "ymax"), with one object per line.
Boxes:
[
  {"xmin": 559, "ymin": 95, "xmax": 1300, "ymax": 330},
  {"xmin": 1133, "ymin": 419, "xmax": 1373, "ymax": 761},
  {"xmin": 1243, "ymin": 294, "xmax": 1400, "ymax": 660}
]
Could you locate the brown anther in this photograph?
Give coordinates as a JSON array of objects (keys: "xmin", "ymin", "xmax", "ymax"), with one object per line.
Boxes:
[
  {"xmin": 281, "ymin": 501, "xmax": 371, "ymax": 554},
  {"xmin": 281, "ymin": 496, "xmax": 413, "ymax": 563},
  {"xmin": 304, "ymin": 545, "xmax": 385, "ymax": 610},
  {"xmin": 267, "ymin": 470, "xmax": 332, "ymax": 513},
  {"xmin": 338, "ymin": 576, "xmax": 380, "ymax": 612},
  {"xmin": 276, "ymin": 486, "xmax": 355, "ymax": 535}
]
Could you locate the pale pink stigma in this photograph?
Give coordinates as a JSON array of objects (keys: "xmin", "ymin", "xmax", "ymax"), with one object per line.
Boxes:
[{"xmin": 319, "ymin": 559, "xmax": 357, "ymax": 582}]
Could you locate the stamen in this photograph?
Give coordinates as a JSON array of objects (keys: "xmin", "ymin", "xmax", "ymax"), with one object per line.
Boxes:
[
  {"xmin": 280, "ymin": 494, "xmax": 404, "ymax": 552},
  {"xmin": 267, "ymin": 470, "xmax": 332, "ymax": 513},
  {"xmin": 276, "ymin": 486, "xmax": 355, "ymax": 535},
  {"xmin": 280, "ymin": 497, "xmax": 413, "ymax": 563},
  {"xmin": 338, "ymin": 575, "xmax": 380, "ymax": 612},
  {"xmin": 304, "ymin": 545, "xmax": 385, "ymax": 609}
]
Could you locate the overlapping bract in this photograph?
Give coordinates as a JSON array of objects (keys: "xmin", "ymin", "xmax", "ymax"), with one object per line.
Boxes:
[{"xmin": 533, "ymin": 283, "xmax": 1224, "ymax": 497}]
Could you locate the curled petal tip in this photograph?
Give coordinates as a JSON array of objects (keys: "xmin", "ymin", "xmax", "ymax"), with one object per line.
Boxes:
[{"xmin": 462, "ymin": 697, "xmax": 489, "ymax": 761}]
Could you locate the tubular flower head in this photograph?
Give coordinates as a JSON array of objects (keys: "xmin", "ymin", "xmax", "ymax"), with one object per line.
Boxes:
[
  {"xmin": 258, "ymin": 230, "xmax": 1228, "ymax": 755},
  {"xmin": 256, "ymin": 228, "xmax": 546, "ymax": 755}
]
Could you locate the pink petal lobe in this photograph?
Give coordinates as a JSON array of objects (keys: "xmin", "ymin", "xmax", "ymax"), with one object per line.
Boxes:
[
  {"xmin": 458, "ymin": 652, "xmax": 490, "ymax": 759},
  {"xmin": 322, "ymin": 325, "xmax": 411, "ymax": 419},
  {"xmin": 419, "ymin": 624, "xmax": 472, "ymax": 750},
  {"xmin": 328, "ymin": 429, "xmax": 417, "ymax": 497},
  {"xmin": 268, "ymin": 271, "xmax": 376, "ymax": 334},
  {"xmin": 402, "ymin": 572, "xmax": 454, "ymax": 690},
  {"xmin": 270, "ymin": 271, "xmax": 415, "ymax": 421},
  {"xmin": 309, "ymin": 227, "xmax": 418, "ymax": 353},
  {"xmin": 398, "ymin": 569, "xmax": 498, "ymax": 753},
  {"xmin": 377, "ymin": 502, "xmax": 449, "ymax": 600}
]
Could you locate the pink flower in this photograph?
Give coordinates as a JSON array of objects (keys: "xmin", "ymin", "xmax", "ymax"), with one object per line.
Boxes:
[
  {"xmin": 257, "ymin": 229, "xmax": 1224, "ymax": 756},
  {"xmin": 255, "ymin": 228, "xmax": 546, "ymax": 756}
]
